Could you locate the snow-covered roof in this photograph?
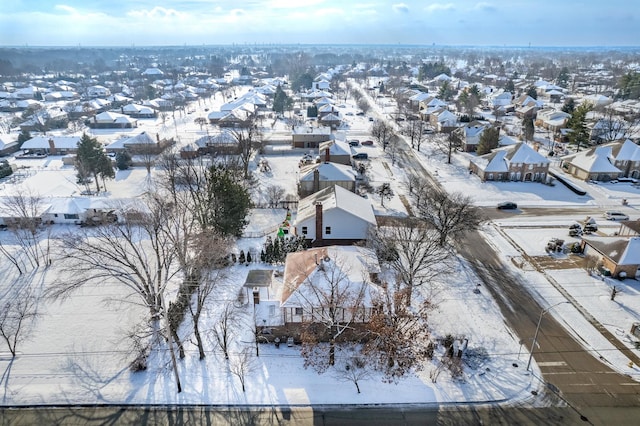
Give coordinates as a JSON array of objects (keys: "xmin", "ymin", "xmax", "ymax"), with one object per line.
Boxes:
[
  {"xmin": 21, "ymin": 136, "xmax": 80, "ymax": 150},
  {"xmin": 296, "ymin": 185, "xmax": 376, "ymax": 227},
  {"xmin": 299, "ymin": 162, "xmax": 356, "ymax": 182},
  {"xmin": 568, "ymin": 144, "xmax": 622, "ymax": 173},
  {"xmin": 281, "ymin": 245, "xmax": 381, "ymax": 307}
]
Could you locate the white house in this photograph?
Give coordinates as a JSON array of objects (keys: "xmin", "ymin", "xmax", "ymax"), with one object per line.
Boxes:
[
  {"xmin": 298, "ymin": 162, "xmax": 357, "ymax": 197},
  {"xmin": 294, "ymin": 185, "xmax": 376, "ymax": 246}
]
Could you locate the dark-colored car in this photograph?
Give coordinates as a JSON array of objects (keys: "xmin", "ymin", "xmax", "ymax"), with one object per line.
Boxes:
[
  {"xmin": 361, "ymin": 140, "xmax": 374, "ymax": 146},
  {"xmin": 497, "ymin": 201, "xmax": 518, "ymax": 210},
  {"xmin": 349, "ymin": 140, "xmax": 360, "ymax": 146},
  {"xmin": 352, "ymin": 153, "xmax": 368, "ymax": 160}
]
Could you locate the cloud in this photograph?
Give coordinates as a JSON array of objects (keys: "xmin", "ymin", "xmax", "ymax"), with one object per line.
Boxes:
[
  {"xmin": 425, "ymin": 3, "xmax": 455, "ymax": 13},
  {"xmin": 269, "ymin": 0, "xmax": 326, "ymax": 8},
  {"xmin": 392, "ymin": 3, "xmax": 409, "ymax": 13},
  {"xmin": 127, "ymin": 7, "xmax": 187, "ymax": 19},
  {"xmin": 474, "ymin": 2, "xmax": 497, "ymax": 12},
  {"xmin": 54, "ymin": 4, "xmax": 78, "ymax": 14}
]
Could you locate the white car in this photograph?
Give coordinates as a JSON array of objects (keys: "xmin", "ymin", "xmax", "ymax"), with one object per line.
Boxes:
[{"xmin": 604, "ymin": 211, "xmax": 629, "ymax": 221}]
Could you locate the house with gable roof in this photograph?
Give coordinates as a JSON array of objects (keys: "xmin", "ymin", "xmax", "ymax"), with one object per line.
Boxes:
[
  {"xmin": 318, "ymin": 140, "xmax": 352, "ymax": 165},
  {"xmin": 611, "ymin": 139, "xmax": 640, "ymax": 178},
  {"xmin": 90, "ymin": 111, "xmax": 137, "ymax": 129},
  {"xmin": 562, "ymin": 144, "xmax": 622, "ymax": 181},
  {"xmin": 298, "ymin": 162, "xmax": 357, "ymax": 197},
  {"xmin": 454, "ymin": 120, "xmax": 487, "ymax": 152},
  {"xmin": 469, "ymin": 142, "xmax": 550, "ymax": 182},
  {"xmin": 279, "ymin": 245, "xmax": 382, "ymax": 325},
  {"xmin": 581, "ymin": 237, "xmax": 640, "ymax": 278},
  {"xmin": 294, "ymin": 185, "xmax": 376, "ymax": 246}
]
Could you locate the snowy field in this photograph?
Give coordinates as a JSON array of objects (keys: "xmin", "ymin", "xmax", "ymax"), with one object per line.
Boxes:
[{"xmin": 0, "ymin": 222, "xmax": 536, "ymax": 406}]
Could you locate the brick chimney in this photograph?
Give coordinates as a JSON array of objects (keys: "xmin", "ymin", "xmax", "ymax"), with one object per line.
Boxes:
[
  {"xmin": 324, "ymin": 147, "xmax": 330, "ymax": 163},
  {"xmin": 48, "ymin": 138, "xmax": 56, "ymax": 155},
  {"xmin": 315, "ymin": 202, "xmax": 323, "ymax": 245},
  {"xmin": 313, "ymin": 168, "xmax": 320, "ymax": 193}
]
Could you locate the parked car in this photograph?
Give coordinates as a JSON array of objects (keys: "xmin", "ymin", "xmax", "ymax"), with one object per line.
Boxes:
[
  {"xmin": 497, "ymin": 201, "xmax": 518, "ymax": 210},
  {"xmin": 348, "ymin": 140, "xmax": 360, "ymax": 146},
  {"xmin": 352, "ymin": 153, "xmax": 368, "ymax": 160},
  {"xmin": 604, "ymin": 211, "xmax": 629, "ymax": 221},
  {"xmin": 361, "ymin": 140, "xmax": 374, "ymax": 146},
  {"xmin": 584, "ymin": 223, "xmax": 598, "ymax": 233}
]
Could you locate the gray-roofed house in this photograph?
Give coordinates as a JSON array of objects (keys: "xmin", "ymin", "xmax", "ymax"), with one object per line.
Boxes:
[{"xmin": 562, "ymin": 144, "xmax": 622, "ymax": 181}]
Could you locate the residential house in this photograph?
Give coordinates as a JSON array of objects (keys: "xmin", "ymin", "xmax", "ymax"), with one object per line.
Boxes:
[
  {"xmin": 454, "ymin": 120, "xmax": 487, "ymax": 152},
  {"xmin": 0, "ymin": 135, "xmax": 18, "ymax": 156},
  {"xmin": 298, "ymin": 162, "xmax": 357, "ymax": 197},
  {"xmin": 318, "ymin": 140, "xmax": 352, "ymax": 165},
  {"xmin": 294, "ymin": 184, "xmax": 376, "ymax": 246},
  {"xmin": 429, "ymin": 108, "xmax": 457, "ymax": 133},
  {"xmin": 617, "ymin": 220, "xmax": 640, "ymax": 237},
  {"xmin": 611, "ymin": 139, "xmax": 640, "ymax": 178},
  {"xmin": 20, "ymin": 136, "xmax": 81, "ymax": 155},
  {"xmin": 121, "ymin": 103, "xmax": 156, "ymax": 118},
  {"xmin": 469, "ymin": 142, "xmax": 550, "ymax": 182},
  {"xmin": 90, "ymin": 111, "xmax": 137, "ymax": 129},
  {"xmin": 536, "ymin": 108, "xmax": 571, "ymax": 132},
  {"xmin": 491, "ymin": 91, "xmax": 513, "ymax": 108},
  {"xmin": 581, "ymin": 237, "xmax": 640, "ymax": 278},
  {"xmin": 292, "ymin": 126, "xmax": 332, "ymax": 149},
  {"xmin": 562, "ymin": 144, "xmax": 622, "ymax": 181},
  {"xmin": 279, "ymin": 245, "xmax": 382, "ymax": 325},
  {"xmin": 105, "ymin": 131, "xmax": 160, "ymax": 154},
  {"xmin": 318, "ymin": 113, "xmax": 341, "ymax": 129}
]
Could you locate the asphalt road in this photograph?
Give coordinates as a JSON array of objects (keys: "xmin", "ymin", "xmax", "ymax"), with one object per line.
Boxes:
[{"xmin": 395, "ymin": 142, "xmax": 640, "ymax": 424}]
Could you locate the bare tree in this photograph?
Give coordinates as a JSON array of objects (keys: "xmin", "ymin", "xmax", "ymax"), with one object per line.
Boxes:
[
  {"xmin": 264, "ymin": 184, "xmax": 285, "ymax": 208},
  {"xmin": 231, "ymin": 124, "xmax": 263, "ymax": 180},
  {"xmin": 370, "ymin": 120, "xmax": 394, "ymax": 151},
  {"xmin": 368, "ymin": 218, "xmax": 452, "ymax": 305},
  {"xmin": 229, "ymin": 347, "xmax": 256, "ymax": 393},
  {"xmin": 375, "ymin": 182, "xmax": 394, "ymax": 207},
  {"xmin": 194, "ymin": 116, "xmax": 208, "ymax": 131},
  {"xmin": 363, "ymin": 281, "xmax": 433, "ymax": 381},
  {"xmin": 0, "ymin": 189, "xmax": 51, "ymax": 271},
  {"xmin": 293, "ymin": 254, "xmax": 371, "ymax": 369},
  {"xmin": 401, "ymin": 118, "xmax": 426, "ymax": 150},
  {"xmin": 591, "ymin": 106, "xmax": 638, "ymax": 143},
  {"xmin": 415, "ymin": 188, "xmax": 483, "ymax": 247},
  {"xmin": 211, "ymin": 302, "xmax": 241, "ymax": 360},
  {"xmin": 188, "ymin": 253, "xmax": 229, "ymax": 360},
  {"xmin": 0, "ymin": 284, "xmax": 39, "ymax": 357},
  {"xmin": 432, "ymin": 132, "xmax": 459, "ymax": 164},
  {"xmin": 332, "ymin": 345, "xmax": 372, "ymax": 393}
]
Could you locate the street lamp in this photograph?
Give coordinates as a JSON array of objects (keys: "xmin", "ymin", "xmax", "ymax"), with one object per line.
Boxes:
[{"xmin": 527, "ymin": 301, "xmax": 570, "ymax": 371}]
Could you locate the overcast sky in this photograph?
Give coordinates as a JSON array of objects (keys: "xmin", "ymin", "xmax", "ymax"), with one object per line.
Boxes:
[{"xmin": 1, "ymin": 0, "xmax": 637, "ymax": 47}]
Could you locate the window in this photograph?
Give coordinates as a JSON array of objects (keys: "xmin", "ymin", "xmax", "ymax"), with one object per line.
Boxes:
[
  {"xmin": 295, "ymin": 307, "xmax": 303, "ymax": 315},
  {"xmin": 325, "ymin": 226, "xmax": 331, "ymax": 235},
  {"xmin": 301, "ymin": 226, "xmax": 308, "ymax": 235},
  {"xmin": 64, "ymin": 214, "xmax": 79, "ymax": 220}
]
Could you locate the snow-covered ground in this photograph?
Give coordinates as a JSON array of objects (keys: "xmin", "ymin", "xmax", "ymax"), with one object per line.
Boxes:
[{"xmin": 2, "ymin": 85, "xmax": 640, "ymax": 409}]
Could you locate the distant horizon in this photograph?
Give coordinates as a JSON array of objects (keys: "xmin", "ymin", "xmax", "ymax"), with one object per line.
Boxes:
[
  {"xmin": 2, "ymin": 1, "xmax": 637, "ymax": 48},
  {"xmin": 2, "ymin": 43, "xmax": 639, "ymax": 50}
]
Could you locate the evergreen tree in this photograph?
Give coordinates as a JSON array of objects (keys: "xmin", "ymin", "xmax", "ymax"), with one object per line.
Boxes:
[
  {"xmin": 238, "ymin": 250, "xmax": 246, "ymax": 264},
  {"xmin": 17, "ymin": 129, "xmax": 31, "ymax": 148},
  {"xmin": 291, "ymin": 72, "xmax": 314, "ymax": 92},
  {"xmin": 526, "ymin": 86, "xmax": 538, "ymax": 100},
  {"xmin": 556, "ymin": 67, "xmax": 570, "ymax": 88},
  {"xmin": 561, "ymin": 98, "xmax": 576, "ymax": 114},
  {"xmin": 201, "ymin": 165, "xmax": 252, "ymax": 237},
  {"xmin": 522, "ymin": 117, "xmax": 535, "ymax": 142},
  {"xmin": 246, "ymin": 251, "xmax": 252, "ymax": 264},
  {"xmin": 476, "ymin": 127, "xmax": 500, "ymax": 155},
  {"xmin": 504, "ymin": 79, "xmax": 515, "ymax": 94},
  {"xmin": 306, "ymin": 105, "xmax": 318, "ymax": 118},
  {"xmin": 115, "ymin": 150, "xmax": 132, "ymax": 170},
  {"xmin": 75, "ymin": 133, "xmax": 114, "ymax": 193},
  {"xmin": 567, "ymin": 103, "xmax": 592, "ymax": 152},
  {"xmin": 273, "ymin": 85, "xmax": 292, "ymax": 114},
  {"xmin": 260, "ymin": 250, "xmax": 266, "ymax": 262}
]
